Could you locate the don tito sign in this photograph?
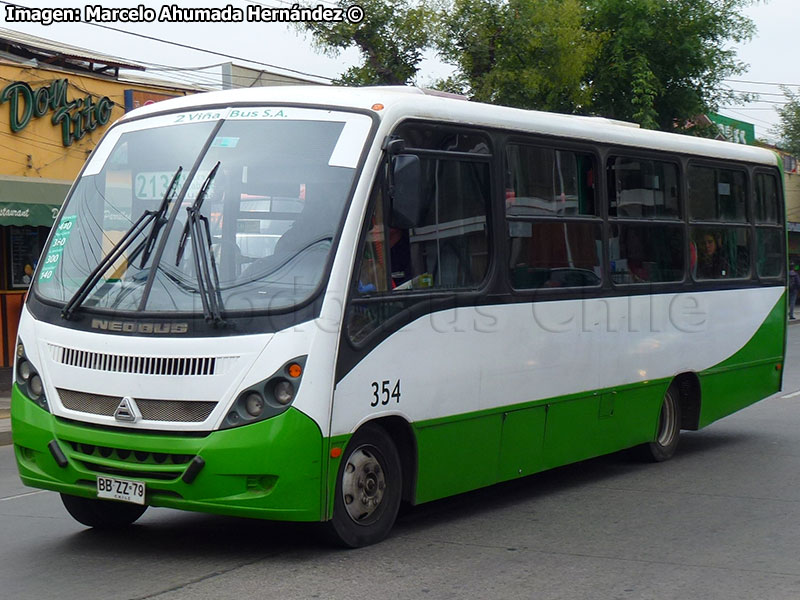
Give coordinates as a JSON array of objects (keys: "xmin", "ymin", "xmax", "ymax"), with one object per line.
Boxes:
[{"xmin": 0, "ymin": 78, "xmax": 113, "ymax": 146}]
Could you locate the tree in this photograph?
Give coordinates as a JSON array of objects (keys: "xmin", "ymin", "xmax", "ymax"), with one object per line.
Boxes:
[
  {"xmin": 436, "ymin": 0, "xmax": 600, "ymax": 112},
  {"xmin": 585, "ymin": 0, "xmax": 756, "ymax": 131},
  {"xmin": 302, "ymin": 0, "xmax": 436, "ymax": 86},
  {"xmin": 776, "ymin": 87, "xmax": 800, "ymax": 157}
]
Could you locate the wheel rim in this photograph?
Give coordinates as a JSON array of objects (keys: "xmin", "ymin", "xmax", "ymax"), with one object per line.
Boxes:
[
  {"xmin": 341, "ymin": 445, "xmax": 386, "ymax": 524},
  {"xmin": 656, "ymin": 392, "xmax": 678, "ymax": 447}
]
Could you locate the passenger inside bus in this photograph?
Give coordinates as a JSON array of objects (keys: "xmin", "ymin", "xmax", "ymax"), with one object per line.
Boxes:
[{"xmin": 696, "ymin": 232, "xmax": 730, "ymax": 279}]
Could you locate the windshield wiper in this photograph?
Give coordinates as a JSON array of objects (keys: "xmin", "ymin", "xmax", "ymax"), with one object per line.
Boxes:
[
  {"xmin": 175, "ymin": 162, "xmax": 219, "ymax": 267},
  {"xmin": 61, "ymin": 167, "xmax": 184, "ymax": 321},
  {"xmin": 139, "ymin": 167, "xmax": 182, "ymax": 268},
  {"xmin": 174, "ymin": 162, "xmax": 225, "ymax": 325}
]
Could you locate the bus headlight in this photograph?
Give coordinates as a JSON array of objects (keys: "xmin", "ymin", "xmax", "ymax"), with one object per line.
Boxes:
[
  {"xmin": 18, "ymin": 360, "xmax": 32, "ymax": 382},
  {"xmin": 244, "ymin": 392, "xmax": 265, "ymax": 417},
  {"xmin": 273, "ymin": 380, "xmax": 295, "ymax": 405},
  {"xmin": 29, "ymin": 374, "xmax": 44, "ymax": 398},
  {"xmin": 14, "ymin": 340, "xmax": 49, "ymax": 411},
  {"xmin": 222, "ymin": 356, "xmax": 307, "ymax": 430}
]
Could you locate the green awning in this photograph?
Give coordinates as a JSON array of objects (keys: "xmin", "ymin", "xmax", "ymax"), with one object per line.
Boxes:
[{"xmin": 0, "ymin": 176, "xmax": 71, "ymax": 227}]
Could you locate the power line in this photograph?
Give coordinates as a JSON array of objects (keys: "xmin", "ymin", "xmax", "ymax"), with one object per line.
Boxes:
[
  {"xmin": 718, "ymin": 109, "xmax": 778, "ymax": 128},
  {"xmin": 723, "ymin": 78, "xmax": 800, "ymax": 89},
  {"xmin": 727, "ymin": 89, "xmax": 791, "ymax": 98},
  {"xmin": 84, "ymin": 13, "xmax": 333, "ymax": 83},
  {"xmin": 0, "ymin": 0, "xmax": 334, "ymax": 83}
]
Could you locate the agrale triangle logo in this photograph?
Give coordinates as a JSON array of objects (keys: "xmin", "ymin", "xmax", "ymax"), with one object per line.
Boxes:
[
  {"xmin": 114, "ymin": 397, "xmax": 141, "ymax": 422},
  {"xmin": 0, "ymin": 78, "xmax": 113, "ymax": 147}
]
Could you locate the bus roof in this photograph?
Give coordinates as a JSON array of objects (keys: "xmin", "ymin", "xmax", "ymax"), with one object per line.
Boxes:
[{"xmin": 121, "ymin": 85, "xmax": 779, "ymax": 167}]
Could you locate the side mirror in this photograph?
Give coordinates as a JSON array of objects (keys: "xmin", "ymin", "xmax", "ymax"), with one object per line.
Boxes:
[{"xmin": 391, "ymin": 154, "xmax": 425, "ymax": 228}]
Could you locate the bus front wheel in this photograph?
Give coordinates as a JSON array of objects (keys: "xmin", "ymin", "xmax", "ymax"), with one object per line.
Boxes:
[
  {"xmin": 641, "ymin": 386, "xmax": 682, "ymax": 462},
  {"xmin": 60, "ymin": 493, "xmax": 147, "ymax": 529},
  {"xmin": 327, "ymin": 424, "xmax": 402, "ymax": 548}
]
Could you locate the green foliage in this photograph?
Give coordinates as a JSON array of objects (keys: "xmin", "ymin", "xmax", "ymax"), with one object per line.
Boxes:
[
  {"xmin": 776, "ymin": 87, "xmax": 800, "ymax": 157},
  {"xmin": 586, "ymin": 0, "xmax": 756, "ymax": 130},
  {"xmin": 303, "ymin": 0, "xmax": 758, "ymax": 135},
  {"xmin": 436, "ymin": 0, "xmax": 600, "ymax": 112},
  {"xmin": 302, "ymin": 0, "xmax": 435, "ymax": 85}
]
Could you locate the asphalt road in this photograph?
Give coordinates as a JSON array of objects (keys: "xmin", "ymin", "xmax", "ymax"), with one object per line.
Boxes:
[{"xmin": 2, "ymin": 329, "xmax": 800, "ymax": 600}]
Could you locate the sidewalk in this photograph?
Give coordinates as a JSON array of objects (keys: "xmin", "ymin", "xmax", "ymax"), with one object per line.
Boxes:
[{"xmin": 1, "ymin": 367, "xmax": 11, "ymax": 446}]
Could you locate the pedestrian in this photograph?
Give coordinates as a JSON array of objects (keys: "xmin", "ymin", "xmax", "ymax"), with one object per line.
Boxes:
[{"xmin": 789, "ymin": 264, "xmax": 800, "ymax": 320}]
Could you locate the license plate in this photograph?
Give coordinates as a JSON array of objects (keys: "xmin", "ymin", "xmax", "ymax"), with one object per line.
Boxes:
[{"xmin": 96, "ymin": 476, "xmax": 146, "ymax": 505}]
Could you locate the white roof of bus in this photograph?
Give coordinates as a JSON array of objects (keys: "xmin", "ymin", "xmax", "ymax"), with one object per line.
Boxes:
[{"xmin": 120, "ymin": 85, "xmax": 778, "ymax": 167}]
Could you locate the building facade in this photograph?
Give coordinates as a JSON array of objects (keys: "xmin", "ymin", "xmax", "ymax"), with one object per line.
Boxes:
[{"xmin": 0, "ymin": 30, "xmax": 200, "ymax": 366}]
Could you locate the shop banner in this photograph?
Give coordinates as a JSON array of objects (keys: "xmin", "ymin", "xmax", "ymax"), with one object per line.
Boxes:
[
  {"xmin": 0, "ymin": 177, "xmax": 70, "ymax": 226},
  {"xmin": 0, "ymin": 201, "xmax": 60, "ymax": 226}
]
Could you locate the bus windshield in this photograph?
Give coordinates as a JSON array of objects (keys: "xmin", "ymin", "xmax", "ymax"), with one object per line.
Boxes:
[{"xmin": 35, "ymin": 107, "xmax": 372, "ymax": 316}]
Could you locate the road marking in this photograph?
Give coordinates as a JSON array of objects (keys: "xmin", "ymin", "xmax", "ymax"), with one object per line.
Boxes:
[
  {"xmin": 0, "ymin": 490, "xmax": 47, "ymax": 503},
  {"xmin": 781, "ymin": 390, "xmax": 800, "ymax": 399}
]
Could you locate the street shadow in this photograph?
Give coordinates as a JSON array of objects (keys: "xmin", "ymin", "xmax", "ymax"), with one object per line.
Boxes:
[
  {"xmin": 40, "ymin": 428, "xmax": 748, "ymax": 559},
  {"xmin": 393, "ymin": 427, "xmax": 747, "ymax": 537},
  {"xmin": 57, "ymin": 512, "xmax": 331, "ymax": 559}
]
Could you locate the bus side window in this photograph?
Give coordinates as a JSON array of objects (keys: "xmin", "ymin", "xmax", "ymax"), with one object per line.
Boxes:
[
  {"xmin": 356, "ymin": 157, "xmax": 491, "ymax": 295},
  {"xmin": 396, "ymin": 158, "xmax": 490, "ymax": 291},
  {"xmin": 357, "ymin": 190, "xmax": 389, "ymax": 295}
]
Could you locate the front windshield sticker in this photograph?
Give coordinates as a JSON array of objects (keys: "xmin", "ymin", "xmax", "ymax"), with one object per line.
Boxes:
[
  {"xmin": 39, "ymin": 215, "xmax": 76, "ymax": 283},
  {"xmin": 212, "ymin": 136, "xmax": 239, "ymax": 148},
  {"xmin": 329, "ymin": 117, "xmax": 372, "ymax": 168},
  {"xmin": 134, "ymin": 170, "xmax": 215, "ymax": 200}
]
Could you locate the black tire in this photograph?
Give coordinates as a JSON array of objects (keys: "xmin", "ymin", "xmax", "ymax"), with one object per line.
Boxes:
[
  {"xmin": 326, "ymin": 424, "xmax": 402, "ymax": 548},
  {"xmin": 640, "ymin": 385, "xmax": 682, "ymax": 462},
  {"xmin": 60, "ymin": 493, "xmax": 147, "ymax": 529}
]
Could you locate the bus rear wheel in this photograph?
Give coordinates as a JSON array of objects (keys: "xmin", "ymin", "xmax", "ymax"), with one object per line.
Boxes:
[
  {"xmin": 327, "ymin": 424, "xmax": 402, "ymax": 548},
  {"xmin": 60, "ymin": 493, "xmax": 147, "ymax": 529},
  {"xmin": 640, "ymin": 386, "xmax": 681, "ymax": 462}
]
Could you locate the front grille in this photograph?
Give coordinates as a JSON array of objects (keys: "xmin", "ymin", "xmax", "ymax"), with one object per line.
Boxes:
[
  {"xmin": 66, "ymin": 441, "xmax": 194, "ymax": 481},
  {"xmin": 48, "ymin": 344, "xmax": 237, "ymax": 376},
  {"xmin": 58, "ymin": 389, "xmax": 217, "ymax": 423}
]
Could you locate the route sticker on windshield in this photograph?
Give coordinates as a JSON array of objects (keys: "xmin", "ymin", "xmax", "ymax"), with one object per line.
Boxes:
[
  {"xmin": 39, "ymin": 215, "xmax": 76, "ymax": 283},
  {"xmin": 212, "ymin": 136, "xmax": 239, "ymax": 148}
]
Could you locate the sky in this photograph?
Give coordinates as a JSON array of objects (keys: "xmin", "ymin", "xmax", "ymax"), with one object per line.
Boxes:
[{"xmin": 0, "ymin": 0, "xmax": 796, "ymax": 142}]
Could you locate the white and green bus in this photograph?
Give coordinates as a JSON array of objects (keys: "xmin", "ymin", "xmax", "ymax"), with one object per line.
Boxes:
[{"xmin": 12, "ymin": 87, "xmax": 786, "ymax": 547}]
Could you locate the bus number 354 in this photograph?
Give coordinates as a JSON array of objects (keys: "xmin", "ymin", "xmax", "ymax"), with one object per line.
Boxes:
[{"xmin": 371, "ymin": 380, "xmax": 401, "ymax": 406}]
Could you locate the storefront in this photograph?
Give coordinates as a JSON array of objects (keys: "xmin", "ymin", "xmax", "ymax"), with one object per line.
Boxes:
[{"xmin": 0, "ymin": 30, "xmax": 198, "ymax": 366}]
